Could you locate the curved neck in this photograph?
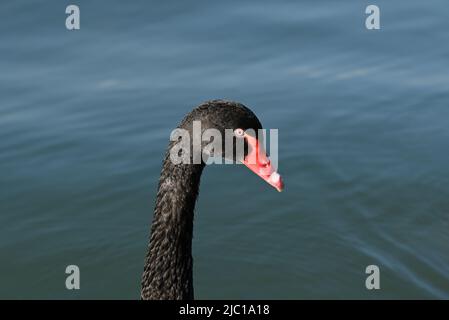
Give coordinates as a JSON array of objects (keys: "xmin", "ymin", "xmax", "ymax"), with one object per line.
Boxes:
[{"xmin": 141, "ymin": 151, "xmax": 204, "ymax": 300}]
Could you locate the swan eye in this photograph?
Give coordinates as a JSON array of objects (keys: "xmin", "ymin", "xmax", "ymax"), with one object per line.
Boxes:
[{"xmin": 234, "ymin": 128, "xmax": 245, "ymax": 137}]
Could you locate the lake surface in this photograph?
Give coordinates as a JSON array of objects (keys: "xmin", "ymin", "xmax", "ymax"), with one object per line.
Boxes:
[{"xmin": 0, "ymin": 0, "xmax": 448, "ymax": 299}]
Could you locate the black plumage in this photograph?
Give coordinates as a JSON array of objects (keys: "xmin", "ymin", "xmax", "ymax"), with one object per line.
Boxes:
[{"xmin": 141, "ymin": 100, "xmax": 263, "ymax": 300}]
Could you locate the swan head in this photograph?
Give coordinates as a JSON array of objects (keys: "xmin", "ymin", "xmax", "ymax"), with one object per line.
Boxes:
[{"xmin": 171, "ymin": 99, "xmax": 284, "ymax": 192}]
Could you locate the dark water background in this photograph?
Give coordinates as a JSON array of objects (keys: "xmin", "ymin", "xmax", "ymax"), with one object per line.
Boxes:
[{"xmin": 0, "ymin": 0, "xmax": 448, "ymax": 299}]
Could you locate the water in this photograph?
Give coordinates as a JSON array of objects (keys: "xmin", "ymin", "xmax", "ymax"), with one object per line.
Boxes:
[{"xmin": 0, "ymin": 0, "xmax": 448, "ymax": 299}]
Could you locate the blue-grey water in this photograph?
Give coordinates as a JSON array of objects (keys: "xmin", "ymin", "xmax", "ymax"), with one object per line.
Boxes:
[{"xmin": 1, "ymin": 0, "xmax": 448, "ymax": 299}]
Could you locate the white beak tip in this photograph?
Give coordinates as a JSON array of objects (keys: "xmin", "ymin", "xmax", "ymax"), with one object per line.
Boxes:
[{"xmin": 269, "ymin": 172, "xmax": 280, "ymax": 183}]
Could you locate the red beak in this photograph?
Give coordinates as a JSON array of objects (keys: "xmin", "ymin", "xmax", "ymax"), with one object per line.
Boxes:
[{"xmin": 241, "ymin": 133, "xmax": 284, "ymax": 192}]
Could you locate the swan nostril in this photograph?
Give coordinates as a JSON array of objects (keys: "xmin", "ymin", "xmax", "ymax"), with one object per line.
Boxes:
[{"xmin": 260, "ymin": 160, "xmax": 270, "ymax": 168}]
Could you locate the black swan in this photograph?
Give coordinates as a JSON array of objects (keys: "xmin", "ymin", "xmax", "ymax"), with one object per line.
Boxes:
[{"xmin": 141, "ymin": 100, "xmax": 283, "ymax": 300}]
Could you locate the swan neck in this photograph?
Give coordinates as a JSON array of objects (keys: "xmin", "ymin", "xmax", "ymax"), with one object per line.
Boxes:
[{"xmin": 141, "ymin": 154, "xmax": 204, "ymax": 300}]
